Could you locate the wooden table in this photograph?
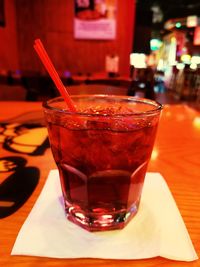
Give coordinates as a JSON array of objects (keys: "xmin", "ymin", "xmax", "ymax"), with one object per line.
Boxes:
[{"xmin": 0, "ymin": 101, "xmax": 200, "ymax": 266}]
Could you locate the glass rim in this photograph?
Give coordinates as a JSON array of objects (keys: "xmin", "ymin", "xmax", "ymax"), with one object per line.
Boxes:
[{"xmin": 43, "ymin": 95, "xmax": 163, "ymax": 117}]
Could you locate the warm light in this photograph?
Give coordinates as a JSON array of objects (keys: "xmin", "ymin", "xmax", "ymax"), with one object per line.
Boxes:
[
  {"xmin": 151, "ymin": 149, "xmax": 159, "ymax": 161},
  {"xmin": 171, "ymin": 37, "xmax": 176, "ymax": 43},
  {"xmin": 146, "ymin": 54, "xmax": 156, "ymax": 67},
  {"xmin": 181, "ymin": 54, "xmax": 191, "ymax": 64},
  {"xmin": 164, "ymin": 20, "xmax": 174, "ymax": 30},
  {"xmin": 130, "ymin": 53, "xmax": 146, "ymax": 68},
  {"xmin": 193, "ymin": 117, "xmax": 200, "ymax": 129}
]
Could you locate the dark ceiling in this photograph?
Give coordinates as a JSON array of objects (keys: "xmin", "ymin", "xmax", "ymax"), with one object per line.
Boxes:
[{"xmin": 137, "ymin": 0, "xmax": 200, "ymax": 21}]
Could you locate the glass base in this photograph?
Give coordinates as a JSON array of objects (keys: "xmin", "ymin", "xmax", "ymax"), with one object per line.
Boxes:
[{"xmin": 65, "ymin": 202, "xmax": 139, "ymax": 232}]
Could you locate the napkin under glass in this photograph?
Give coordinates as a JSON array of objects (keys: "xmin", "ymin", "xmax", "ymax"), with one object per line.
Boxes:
[{"xmin": 11, "ymin": 170, "xmax": 198, "ymax": 261}]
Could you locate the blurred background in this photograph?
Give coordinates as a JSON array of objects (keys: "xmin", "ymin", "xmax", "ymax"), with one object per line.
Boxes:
[{"xmin": 0, "ymin": 0, "xmax": 200, "ymax": 109}]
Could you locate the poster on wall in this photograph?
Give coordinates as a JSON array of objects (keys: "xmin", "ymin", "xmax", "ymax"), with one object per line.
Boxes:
[{"xmin": 74, "ymin": 0, "xmax": 117, "ymax": 40}]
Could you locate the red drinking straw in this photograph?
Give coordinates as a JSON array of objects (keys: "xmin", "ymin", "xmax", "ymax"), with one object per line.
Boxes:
[{"xmin": 33, "ymin": 39, "xmax": 77, "ymax": 112}]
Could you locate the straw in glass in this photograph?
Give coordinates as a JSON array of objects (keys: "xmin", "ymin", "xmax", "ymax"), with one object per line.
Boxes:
[{"xmin": 33, "ymin": 39, "xmax": 77, "ymax": 112}]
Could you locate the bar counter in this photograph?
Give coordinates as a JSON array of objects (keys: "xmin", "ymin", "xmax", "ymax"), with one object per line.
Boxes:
[{"xmin": 0, "ymin": 100, "xmax": 200, "ymax": 266}]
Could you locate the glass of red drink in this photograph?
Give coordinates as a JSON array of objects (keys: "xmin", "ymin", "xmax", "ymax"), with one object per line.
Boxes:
[{"xmin": 43, "ymin": 95, "xmax": 162, "ymax": 231}]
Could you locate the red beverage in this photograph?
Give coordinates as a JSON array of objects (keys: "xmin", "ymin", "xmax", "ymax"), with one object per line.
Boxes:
[{"xmin": 43, "ymin": 95, "xmax": 162, "ymax": 231}]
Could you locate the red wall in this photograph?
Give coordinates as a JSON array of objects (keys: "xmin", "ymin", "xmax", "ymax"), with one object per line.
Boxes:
[
  {"xmin": 0, "ymin": 0, "xmax": 19, "ymax": 71},
  {"xmin": 1, "ymin": 0, "xmax": 135, "ymax": 76}
]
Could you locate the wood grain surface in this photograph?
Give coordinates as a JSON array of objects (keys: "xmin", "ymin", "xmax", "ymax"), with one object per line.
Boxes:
[
  {"xmin": 0, "ymin": 101, "xmax": 199, "ymax": 266},
  {"xmin": 15, "ymin": 0, "xmax": 135, "ymax": 75}
]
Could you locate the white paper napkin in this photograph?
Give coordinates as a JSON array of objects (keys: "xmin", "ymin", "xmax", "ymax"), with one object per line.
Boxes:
[{"xmin": 11, "ymin": 170, "xmax": 198, "ymax": 261}]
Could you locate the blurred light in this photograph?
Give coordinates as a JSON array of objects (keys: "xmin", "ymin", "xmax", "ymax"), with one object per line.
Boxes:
[
  {"xmin": 176, "ymin": 63, "xmax": 185, "ymax": 70},
  {"xmin": 151, "ymin": 5, "xmax": 163, "ymax": 23},
  {"xmin": 168, "ymin": 37, "xmax": 177, "ymax": 65},
  {"xmin": 181, "ymin": 54, "xmax": 191, "ymax": 64},
  {"xmin": 138, "ymin": 83, "xmax": 145, "ymax": 88},
  {"xmin": 190, "ymin": 63, "xmax": 197, "ymax": 70},
  {"xmin": 182, "ymin": 47, "xmax": 188, "ymax": 53},
  {"xmin": 171, "ymin": 37, "xmax": 176, "ymax": 43},
  {"xmin": 164, "ymin": 20, "xmax": 174, "ymax": 30},
  {"xmin": 193, "ymin": 117, "xmax": 200, "ymax": 129},
  {"xmin": 157, "ymin": 59, "xmax": 164, "ymax": 70},
  {"xmin": 194, "ymin": 26, "xmax": 200, "ymax": 45},
  {"xmin": 191, "ymin": 56, "xmax": 200, "ymax": 64},
  {"xmin": 146, "ymin": 54, "xmax": 156, "ymax": 67},
  {"xmin": 175, "ymin": 22, "xmax": 181, "ymax": 28},
  {"xmin": 187, "ymin": 16, "xmax": 198, "ymax": 28},
  {"xmin": 130, "ymin": 53, "xmax": 146, "ymax": 68},
  {"xmin": 151, "ymin": 149, "xmax": 159, "ymax": 161},
  {"xmin": 150, "ymin": 39, "xmax": 163, "ymax": 51}
]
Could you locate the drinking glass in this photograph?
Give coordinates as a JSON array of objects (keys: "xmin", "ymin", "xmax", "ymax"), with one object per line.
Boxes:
[{"xmin": 43, "ymin": 95, "xmax": 162, "ymax": 231}]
